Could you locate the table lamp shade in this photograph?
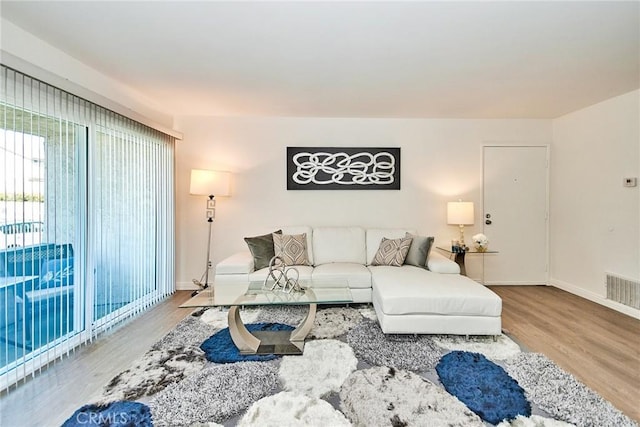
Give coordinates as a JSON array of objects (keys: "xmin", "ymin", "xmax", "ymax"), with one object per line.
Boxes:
[
  {"xmin": 447, "ymin": 201, "xmax": 474, "ymax": 225},
  {"xmin": 190, "ymin": 169, "xmax": 231, "ymax": 197}
]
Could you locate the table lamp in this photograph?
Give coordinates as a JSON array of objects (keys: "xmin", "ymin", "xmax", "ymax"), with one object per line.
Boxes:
[{"xmin": 447, "ymin": 200, "xmax": 474, "ymax": 247}]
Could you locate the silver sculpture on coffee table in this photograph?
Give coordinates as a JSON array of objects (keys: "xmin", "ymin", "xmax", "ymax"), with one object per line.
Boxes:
[{"xmin": 263, "ymin": 256, "xmax": 303, "ymax": 293}]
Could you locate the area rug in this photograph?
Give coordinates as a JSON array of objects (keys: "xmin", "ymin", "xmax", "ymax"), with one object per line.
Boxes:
[
  {"xmin": 68, "ymin": 305, "xmax": 638, "ymax": 427},
  {"xmin": 436, "ymin": 351, "xmax": 530, "ymax": 424},
  {"xmin": 340, "ymin": 366, "xmax": 485, "ymax": 426},
  {"xmin": 62, "ymin": 401, "xmax": 153, "ymax": 427},
  {"xmin": 200, "ymin": 322, "xmax": 295, "ymax": 363}
]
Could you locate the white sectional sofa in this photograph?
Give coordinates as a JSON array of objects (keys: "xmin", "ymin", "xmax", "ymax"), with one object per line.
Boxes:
[{"xmin": 215, "ymin": 226, "xmax": 502, "ymax": 336}]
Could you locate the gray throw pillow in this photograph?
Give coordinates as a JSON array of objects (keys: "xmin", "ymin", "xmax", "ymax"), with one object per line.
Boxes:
[
  {"xmin": 244, "ymin": 230, "xmax": 282, "ymax": 270},
  {"xmin": 404, "ymin": 233, "xmax": 435, "ymax": 269}
]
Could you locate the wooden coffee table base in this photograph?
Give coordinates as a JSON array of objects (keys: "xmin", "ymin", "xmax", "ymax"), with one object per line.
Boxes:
[{"xmin": 227, "ymin": 302, "xmax": 317, "ymax": 355}]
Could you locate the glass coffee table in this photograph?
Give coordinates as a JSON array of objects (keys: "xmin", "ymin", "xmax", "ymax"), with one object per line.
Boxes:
[{"xmin": 180, "ymin": 279, "xmax": 352, "ymax": 355}]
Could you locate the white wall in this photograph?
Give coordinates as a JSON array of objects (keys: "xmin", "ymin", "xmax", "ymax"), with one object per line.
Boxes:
[
  {"xmin": 7, "ymin": 16, "xmax": 637, "ymax": 316},
  {"xmin": 550, "ymin": 90, "xmax": 640, "ymax": 317},
  {"xmin": 174, "ymin": 116, "xmax": 551, "ymax": 288},
  {"xmin": 0, "ymin": 18, "xmax": 174, "ymax": 131}
]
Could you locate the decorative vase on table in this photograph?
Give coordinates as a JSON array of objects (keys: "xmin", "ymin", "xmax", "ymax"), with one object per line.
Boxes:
[{"xmin": 472, "ymin": 233, "xmax": 489, "ymax": 253}]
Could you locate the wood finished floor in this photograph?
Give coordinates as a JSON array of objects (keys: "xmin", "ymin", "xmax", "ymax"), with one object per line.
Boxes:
[
  {"xmin": 490, "ymin": 285, "xmax": 640, "ymax": 422},
  {"xmin": 0, "ymin": 286, "xmax": 638, "ymax": 426},
  {"xmin": 0, "ymin": 291, "xmax": 193, "ymax": 427}
]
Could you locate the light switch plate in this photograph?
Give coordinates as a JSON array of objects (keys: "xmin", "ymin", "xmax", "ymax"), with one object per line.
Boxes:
[{"xmin": 624, "ymin": 177, "xmax": 637, "ymax": 187}]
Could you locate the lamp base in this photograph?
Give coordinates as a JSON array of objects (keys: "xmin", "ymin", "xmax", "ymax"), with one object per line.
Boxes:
[
  {"xmin": 458, "ymin": 224, "xmax": 466, "ymax": 247},
  {"xmin": 190, "ymin": 278, "xmax": 209, "ymax": 297},
  {"xmin": 192, "ymin": 211, "xmax": 214, "ymax": 297}
]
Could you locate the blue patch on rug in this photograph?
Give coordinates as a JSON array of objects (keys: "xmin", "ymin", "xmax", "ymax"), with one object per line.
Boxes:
[
  {"xmin": 200, "ymin": 322, "xmax": 295, "ymax": 363},
  {"xmin": 436, "ymin": 351, "xmax": 531, "ymax": 424},
  {"xmin": 62, "ymin": 401, "xmax": 152, "ymax": 426}
]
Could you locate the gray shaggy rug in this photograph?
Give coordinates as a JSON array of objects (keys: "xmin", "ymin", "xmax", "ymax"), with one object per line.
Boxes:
[
  {"xmin": 98, "ymin": 345, "xmax": 206, "ymax": 402},
  {"xmin": 278, "ymin": 339, "xmax": 358, "ymax": 398},
  {"xmin": 504, "ymin": 353, "xmax": 637, "ymax": 427},
  {"xmin": 433, "ymin": 333, "xmax": 521, "ymax": 361},
  {"xmin": 340, "ymin": 366, "xmax": 484, "ymax": 426},
  {"xmin": 149, "ymin": 361, "xmax": 278, "ymax": 426},
  {"xmin": 347, "ymin": 318, "xmax": 445, "ymax": 371},
  {"xmin": 238, "ymin": 391, "xmax": 351, "ymax": 427},
  {"xmin": 151, "ymin": 315, "xmax": 217, "ymax": 349},
  {"xmin": 254, "ymin": 305, "xmax": 306, "ymax": 325},
  {"xmin": 84, "ymin": 305, "xmax": 638, "ymax": 427},
  {"xmin": 497, "ymin": 415, "xmax": 576, "ymax": 426},
  {"xmin": 198, "ymin": 306, "xmax": 261, "ymax": 330},
  {"xmin": 308, "ymin": 306, "xmax": 362, "ymax": 339}
]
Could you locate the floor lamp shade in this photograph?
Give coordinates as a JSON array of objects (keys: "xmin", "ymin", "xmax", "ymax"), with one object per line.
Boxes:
[{"xmin": 190, "ymin": 169, "xmax": 231, "ymax": 197}]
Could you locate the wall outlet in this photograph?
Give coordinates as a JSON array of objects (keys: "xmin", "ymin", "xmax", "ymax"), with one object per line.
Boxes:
[{"xmin": 623, "ymin": 177, "xmax": 637, "ymax": 187}]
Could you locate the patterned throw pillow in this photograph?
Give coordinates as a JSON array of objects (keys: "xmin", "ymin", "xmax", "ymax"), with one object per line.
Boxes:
[
  {"xmin": 273, "ymin": 233, "xmax": 311, "ymax": 266},
  {"xmin": 371, "ymin": 236, "xmax": 413, "ymax": 267}
]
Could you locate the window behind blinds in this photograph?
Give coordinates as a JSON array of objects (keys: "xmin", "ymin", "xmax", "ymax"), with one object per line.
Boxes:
[{"xmin": 0, "ymin": 65, "xmax": 175, "ymax": 391}]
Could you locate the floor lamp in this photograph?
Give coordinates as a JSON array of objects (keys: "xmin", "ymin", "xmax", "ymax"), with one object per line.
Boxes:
[{"xmin": 190, "ymin": 169, "xmax": 231, "ymax": 296}]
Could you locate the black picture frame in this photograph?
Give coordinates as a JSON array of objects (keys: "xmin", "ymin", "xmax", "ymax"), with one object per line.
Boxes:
[{"xmin": 287, "ymin": 147, "xmax": 401, "ymax": 190}]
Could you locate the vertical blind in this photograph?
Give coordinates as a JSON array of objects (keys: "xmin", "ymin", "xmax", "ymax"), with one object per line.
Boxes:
[{"xmin": 0, "ymin": 65, "xmax": 175, "ymax": 391}]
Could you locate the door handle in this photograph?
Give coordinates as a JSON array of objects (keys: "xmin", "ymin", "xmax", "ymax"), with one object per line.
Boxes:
[{"xmin": 485, "ymin": 219, "xmax": 492, "ymax": 225}]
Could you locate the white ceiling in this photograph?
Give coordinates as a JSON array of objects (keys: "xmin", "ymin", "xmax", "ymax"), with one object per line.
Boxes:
[{"xmin": 1, "ymin": 1, "xmax": 639, "ymax": 119}]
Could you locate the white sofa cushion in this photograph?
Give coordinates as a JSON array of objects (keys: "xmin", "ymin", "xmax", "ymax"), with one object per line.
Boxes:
[
  {"xmin": 249, "ymin": 265, "xmax": 314, "ymax": 282},
  {"xmin": 371, "ymin": 265, "xmax": 502, "ymax": 317},
  {"xmin": 216, "ymin": 251, "xmax": 254, "ymax": 274},
  {"xmin": 312, "ymin": 263, "xmax": 372, "ymax": 289},
  {"xmin": 350, "ymin": 288, "xmax": 373, "ymax": 304},
  {"xmin": 427, "ymin": 251, "xmax": 461, "ymax": 274},
  {"xmin": 312, "ymin": 227, "xmax": 366, "ymax": 265},
  {"xmin": 366, "ymin": 228, "xmax": 415, "ymax": 265},
  {"xmin": 281, "ymin": 226, "xmax": 314, "ymax": 265},
  {"xmin": 373, "ymin": 306, "xmax": 501, "ymax": 335}
]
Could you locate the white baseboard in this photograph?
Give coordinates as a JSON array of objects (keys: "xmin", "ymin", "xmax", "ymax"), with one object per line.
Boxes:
[
  {"xmin": 176, "ymin": 281, "xmax": 199, "ymax": 291},
  {"xmin": 550, "ymin": 278, "xmax": 640, "ymax": 320},
  {"xmin": 469, "ymin": 276, "xmax": 546, "ymax": 286},
  {"xmin": 484, "ymin": 281, "xmax": 547, "ymax": 286}
]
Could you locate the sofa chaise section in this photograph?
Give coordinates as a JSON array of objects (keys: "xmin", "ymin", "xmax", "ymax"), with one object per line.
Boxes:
[{"xmin": 371, "ymin": 265, "xmax": 502, "ymax": 335}]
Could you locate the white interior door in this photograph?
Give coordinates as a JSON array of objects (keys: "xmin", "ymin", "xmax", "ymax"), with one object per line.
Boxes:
[{"xmin": 483, "ymin": 145, "xmax": 549, "ymax": 285}]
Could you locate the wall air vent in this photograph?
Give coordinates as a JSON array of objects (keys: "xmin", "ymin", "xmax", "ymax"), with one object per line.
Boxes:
[{"xmin": 606, "ymin": 273, "xmax": 640, "ymax": 309}]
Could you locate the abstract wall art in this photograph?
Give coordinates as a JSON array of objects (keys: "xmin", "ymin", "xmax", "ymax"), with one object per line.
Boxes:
[{"xmin": 287, "ymin": 147, "xmax": 401, "ymax": 190}]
